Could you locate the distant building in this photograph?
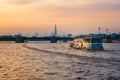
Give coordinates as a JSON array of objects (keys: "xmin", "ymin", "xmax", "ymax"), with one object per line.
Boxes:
[
  {"xmin": 50, "ymin": 24, "xmax": 58, "ymax": 43},
  {"xmin": 90, "ymin": 34, "xmax": 105, "ymax": 38},
  {"xmin": 76, "ymin": 34, "xmax": 105, "ymax": 38},
  {"xmin": 53, "ymin": 24, "xmax": 57, "ymax": 37},
  {"xmin": 67, "ymin": 34, "xmax": 72, "ymax": 38}
]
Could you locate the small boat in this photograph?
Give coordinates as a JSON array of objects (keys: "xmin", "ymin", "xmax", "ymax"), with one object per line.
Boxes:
[{"xmin": 70, "ymin": 38, "xmax": 104, "ymax": 50}]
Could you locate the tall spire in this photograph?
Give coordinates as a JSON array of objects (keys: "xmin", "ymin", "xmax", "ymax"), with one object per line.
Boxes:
[
  {"xmin": 53, "ymin": 24, "xmax": 57, "ymax": 36},
  {"xmin": 98, "ymin": 27, "xmax": 101, "ymax": 34}
]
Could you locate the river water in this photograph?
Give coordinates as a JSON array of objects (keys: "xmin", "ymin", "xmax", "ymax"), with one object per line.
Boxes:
[{"xmin": 0, "ymin": 42, "xmax": 120, "ymax": 80}]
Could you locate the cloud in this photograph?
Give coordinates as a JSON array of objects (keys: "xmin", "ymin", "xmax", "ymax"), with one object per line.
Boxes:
[
  {"xmin": 85, "ymin": 2, "xmax": 120, "ymax": 12},
  {"xmin": 32, "ymin": 1, "xmax": 120, "ymax": 18},
  {"xmin": 7, "ymin": 0, "xmax": 43, "ymax": 5},
  {"xmin": 1, "ymin": 0, "xmax": 120, "ymax": 18}
]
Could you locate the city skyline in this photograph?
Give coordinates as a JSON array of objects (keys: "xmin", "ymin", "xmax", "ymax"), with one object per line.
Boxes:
[{"xmin": 0, "ymin": 0, "xmax": 120, "ymax": 35}]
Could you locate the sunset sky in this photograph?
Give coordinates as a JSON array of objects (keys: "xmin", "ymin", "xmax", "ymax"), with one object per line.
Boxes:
[{"xmin": 0, "ymin": 0, "xmax": 120, "ymax": 36}]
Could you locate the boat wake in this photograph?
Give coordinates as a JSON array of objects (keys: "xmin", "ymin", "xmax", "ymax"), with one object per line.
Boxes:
[{"xmin": 23, "ymin": 44, "xmax": 120, "ymax": 65}]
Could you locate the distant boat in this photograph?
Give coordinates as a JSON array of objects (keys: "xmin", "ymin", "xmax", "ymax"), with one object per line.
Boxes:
[{"xmin": 70, "ymin": 38, "xmax": 104, "ymax": 50}]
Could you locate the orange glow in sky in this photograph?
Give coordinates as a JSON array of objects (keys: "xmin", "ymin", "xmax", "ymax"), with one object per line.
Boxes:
[{"xmin": 0, "ymin": 0, "xmax": 120, "ymax": 35}]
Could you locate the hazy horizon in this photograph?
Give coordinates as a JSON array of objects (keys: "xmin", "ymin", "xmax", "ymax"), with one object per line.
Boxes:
[{"xmin": 0, "ymin": 0, "xmax": 120, "ymax": 35}]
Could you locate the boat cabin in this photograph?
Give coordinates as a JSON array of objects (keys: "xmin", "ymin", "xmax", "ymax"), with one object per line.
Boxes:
[{"xmin": 70, "ymin": 38, "xmax": 104, "ymax": 50}]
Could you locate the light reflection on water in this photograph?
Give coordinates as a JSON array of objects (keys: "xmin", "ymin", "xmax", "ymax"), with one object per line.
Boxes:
[
  {"xmin": 0, "ymin": 41, "xmax": 120, "ymax": 51},
  {"xmin": 28, "ymin": 41, "xmax": 120, "ymax": 51}
]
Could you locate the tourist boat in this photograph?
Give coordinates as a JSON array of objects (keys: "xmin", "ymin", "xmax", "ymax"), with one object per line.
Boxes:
[{"xmin": 70, "ymin": 38, "xmax": 104, "ymax": 50}]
